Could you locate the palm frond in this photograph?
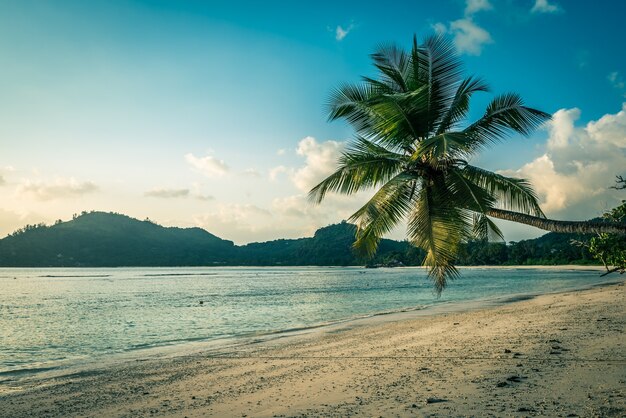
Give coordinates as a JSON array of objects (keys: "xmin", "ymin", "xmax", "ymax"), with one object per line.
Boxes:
[
  {"xmin": 446, "ymin": 168, "xmax": 497, "ymax": 212},
  {"xmin": 417, "ymin": 34, "xmax": 463, "ymax": 90},
  {"xmin": 461, "ymin": 165, "xmax": 545, "ymax": 217},
  {"xmin": 411, "ymin": 132, "xmax": 471, "ymax": 162},
  {"xmin": 427, "ymin": 264, "xmax": 461, "ymax": 295},
  {"xmin": 371, "ymin": 43, "xmax": 410, "ymax": 92},
  {"xmin": 361, "ymin": 76, "xmax": 397, "ymax": 94},
  {"xmin": 308, "ymin": 136, "xmax": 405, "ymax": 203},
  {"xmin": 327, "ymin": 83, "xmax": 380, "ymax": 130},
  {"xmin": 462, "ymin": 93, "xmax": 551, "ymax": 153},
  {"xmin": 407, "ymin": 177, "xmax": 473, "ymax": 293},
  {"xmin": 435, "ymin": 76, "xmax": 490, "ymax": 135},
  {"xmin": 328, "ymin": 82, "xmax": 429, "ymax": 151},
  {"xmin": 415, "ymin": 35, "xmax": 465, "ymax": 136},
  {"xmin": 371, "ymin": 87, "xmax": 430, "ymax": 148},
  {"xmin": 349, "ymin": 173, "xmax": 419, "ymax": 258},
  {"xmin": 472, "ymin": 213, "xmax": 505, "ymax": 241}
]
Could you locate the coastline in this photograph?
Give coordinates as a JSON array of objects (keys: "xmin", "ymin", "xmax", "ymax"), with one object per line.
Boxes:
[
  {"xmin": 0, "ymin": 264, "xmax": 607, "ymax": 269},
  {"xmin": 1, "ymin": 278, "xmax": 624, "ymax": 417},
  {"xmin": 0, "ymin": 265, "xmax": 615, "ymax": 387}
]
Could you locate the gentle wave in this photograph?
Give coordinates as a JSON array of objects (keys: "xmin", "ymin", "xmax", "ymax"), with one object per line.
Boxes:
[
  {"xmin": 141, "ymin": 273, "xmax": 218, "ymax": 277},
  {"xmin": 38, "ymin": 274, "xmax": 112, "ymax": 278}
]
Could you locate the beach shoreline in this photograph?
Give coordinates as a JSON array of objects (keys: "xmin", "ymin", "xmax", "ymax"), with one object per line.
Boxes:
[
  {"xmin": 0, "ymin": 266, "xmax": 616, "ymax": 389},
  {"xmin": 1, "ymin": 278, "xmax": 624, "ymax": 417}
]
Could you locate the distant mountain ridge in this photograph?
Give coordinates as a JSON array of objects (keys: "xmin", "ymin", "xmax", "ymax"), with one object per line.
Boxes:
[{"xmin": 0, "ymin": 211, "xmax": 597, "ymax": 267}]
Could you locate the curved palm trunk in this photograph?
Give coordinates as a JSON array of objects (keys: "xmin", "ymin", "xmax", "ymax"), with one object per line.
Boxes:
[{"xmin": 486, "ymin": 208, "xmax": 626, "ymax": 235}]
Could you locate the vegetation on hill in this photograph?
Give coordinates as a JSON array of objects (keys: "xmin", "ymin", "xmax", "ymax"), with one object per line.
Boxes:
[
  {"xmin": 236, "ymin": 222, "xmax": 410, "ymax": 266},
  {"xmin": 0, "ymin": 211, "xmax": 235, "ymax": 267},
  {"xmin": 0, "ymin": 211, "xmax": 599, "ymax": 268}
]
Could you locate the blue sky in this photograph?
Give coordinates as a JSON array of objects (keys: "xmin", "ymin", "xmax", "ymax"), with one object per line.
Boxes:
[{"xmin": 1, "ymin": 0, "xmax": 625, "ymax": 243}]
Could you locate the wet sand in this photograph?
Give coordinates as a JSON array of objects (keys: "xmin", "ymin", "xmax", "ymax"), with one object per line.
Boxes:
[{"xmin": 1, "ymin": 281, "xmax": 624, "ymax": 417}]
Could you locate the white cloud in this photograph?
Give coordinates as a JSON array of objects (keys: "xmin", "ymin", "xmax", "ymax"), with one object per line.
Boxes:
[
  {"xmin": 434, "ymin": 18, "xmax": 493, "ymax": 56},
  {"xmin": 586, "ymin": 105, "xmax": 626, "ymax": 148},
  {"xmin": 449, "ymin": 18, "xmax": 493, "ymax": 56},
  {"xmin": 465, "ymin": 0, "xmax": 492, "ymax": 16},
  {"xmin": 546, "ymin": 108, "xmax": 580, "ymax": 148},
  {"xmin": 270, "ymin": 137, "xmax": 346, "ymax": 189},
  {"xmin": 335, "ymin": 24, "xmax": 354, "ymax": 41},
  {"xmin": 185, "ymin": 153, "xmax": 229, "ymax": 177},
  {"xmin": 531, "ymin": 0, "xmax": 560, "ymax": 14},
  {"xmin": 434, "ymin": 0, "xmax": 493, "ymax": 56},
  {"xmin": 269, "ymin": 165, "xmax": 291, "ymax": 181},
  {"xmin": 502, "ymin": 104, "xmax": 626, "ymax": 219},
  {"xmin": 16, "ymin": 177, "xmax": 99, "ymax": 201},
  {"xmin": 144, "ymin": 188, "xmax": 190, "ymax": 198},
  {"xmin": 276, "ymin": 148, "xmax": 286, "ymax": 156},
  {"xmin": 292, "ymin": 136, "xmax": 344, "ymax": 192}
]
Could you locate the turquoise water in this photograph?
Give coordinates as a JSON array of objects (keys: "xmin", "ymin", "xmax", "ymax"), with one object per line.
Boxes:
[{"xmin": 0, "ymin": 266, "xmax": 609, "ymax": 379}]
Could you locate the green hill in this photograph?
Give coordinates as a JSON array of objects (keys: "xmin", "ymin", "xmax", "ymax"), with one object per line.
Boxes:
[
  {"xmin": 236, "ymin": 222, "xmax": 415, "ymax": 266},
  {"xmin": 0, "ymin": 212, "xmax": 235, "ymax": 267}
]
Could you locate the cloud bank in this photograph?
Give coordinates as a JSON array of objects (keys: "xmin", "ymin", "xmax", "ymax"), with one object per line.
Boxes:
[
  {"xmin": 448, "ymin": 18, "xmax": 493, "ymax": 56},
  {"xmin": 502, "ymin": 104, "xmax": 626, "ymax": 219},
  {"xmin": 434, "ymin": 0, "xmax": 493, "ymax": 56},
  {"xmin": 17, "ymin": 177, "xmax": 99, "ymax": 201},
  {"xmin": 144, "ymin": 188, "xmax": 190, "ymax": 198},
  {"xmin": 185, "ymin": 153, "xmax": 229, "ymax": 177},
  {"xmin": 531, "ymin": 0, "xmax": 561, "ymax": 14}
]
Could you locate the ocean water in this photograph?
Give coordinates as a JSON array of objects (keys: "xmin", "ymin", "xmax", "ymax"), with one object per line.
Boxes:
[{"xmin": 0, "ymin": 266, "xmax": 610, "ymax": 380}]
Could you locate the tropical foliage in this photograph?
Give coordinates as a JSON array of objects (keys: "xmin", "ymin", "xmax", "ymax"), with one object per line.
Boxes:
[
  {"xmin": 309, "ymin": 35, "xmax": 555, "ymax": 292},
  {"xmin": 587, "ymin": 177, "xmax": 626, "ymax": 275}
]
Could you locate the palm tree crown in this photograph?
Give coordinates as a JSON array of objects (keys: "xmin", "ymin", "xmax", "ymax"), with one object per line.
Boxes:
[{"xmin": 309, "ymin": 35, "xmax": 554, "ymax": 293}]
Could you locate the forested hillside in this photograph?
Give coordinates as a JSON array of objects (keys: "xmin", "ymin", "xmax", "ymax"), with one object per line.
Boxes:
[{"xmin": 0, "ymin": 212, "xmax": 596, "ymax": 267}]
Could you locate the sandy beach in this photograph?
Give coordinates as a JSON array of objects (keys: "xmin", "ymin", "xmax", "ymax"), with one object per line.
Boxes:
[{"xmin": 2, "ymin": 280, "xmax": 624, "ymax": 417}]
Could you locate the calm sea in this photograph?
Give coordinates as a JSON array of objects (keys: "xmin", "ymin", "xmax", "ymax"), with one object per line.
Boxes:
[{"xmin": 0, "ymin": 266, "xmax": 611, "ymax": 381}]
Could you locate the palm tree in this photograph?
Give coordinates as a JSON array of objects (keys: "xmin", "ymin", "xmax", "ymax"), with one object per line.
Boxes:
[{"xmin": 310, "ymin": 35, "xmax": 626, "ymax": 293}]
